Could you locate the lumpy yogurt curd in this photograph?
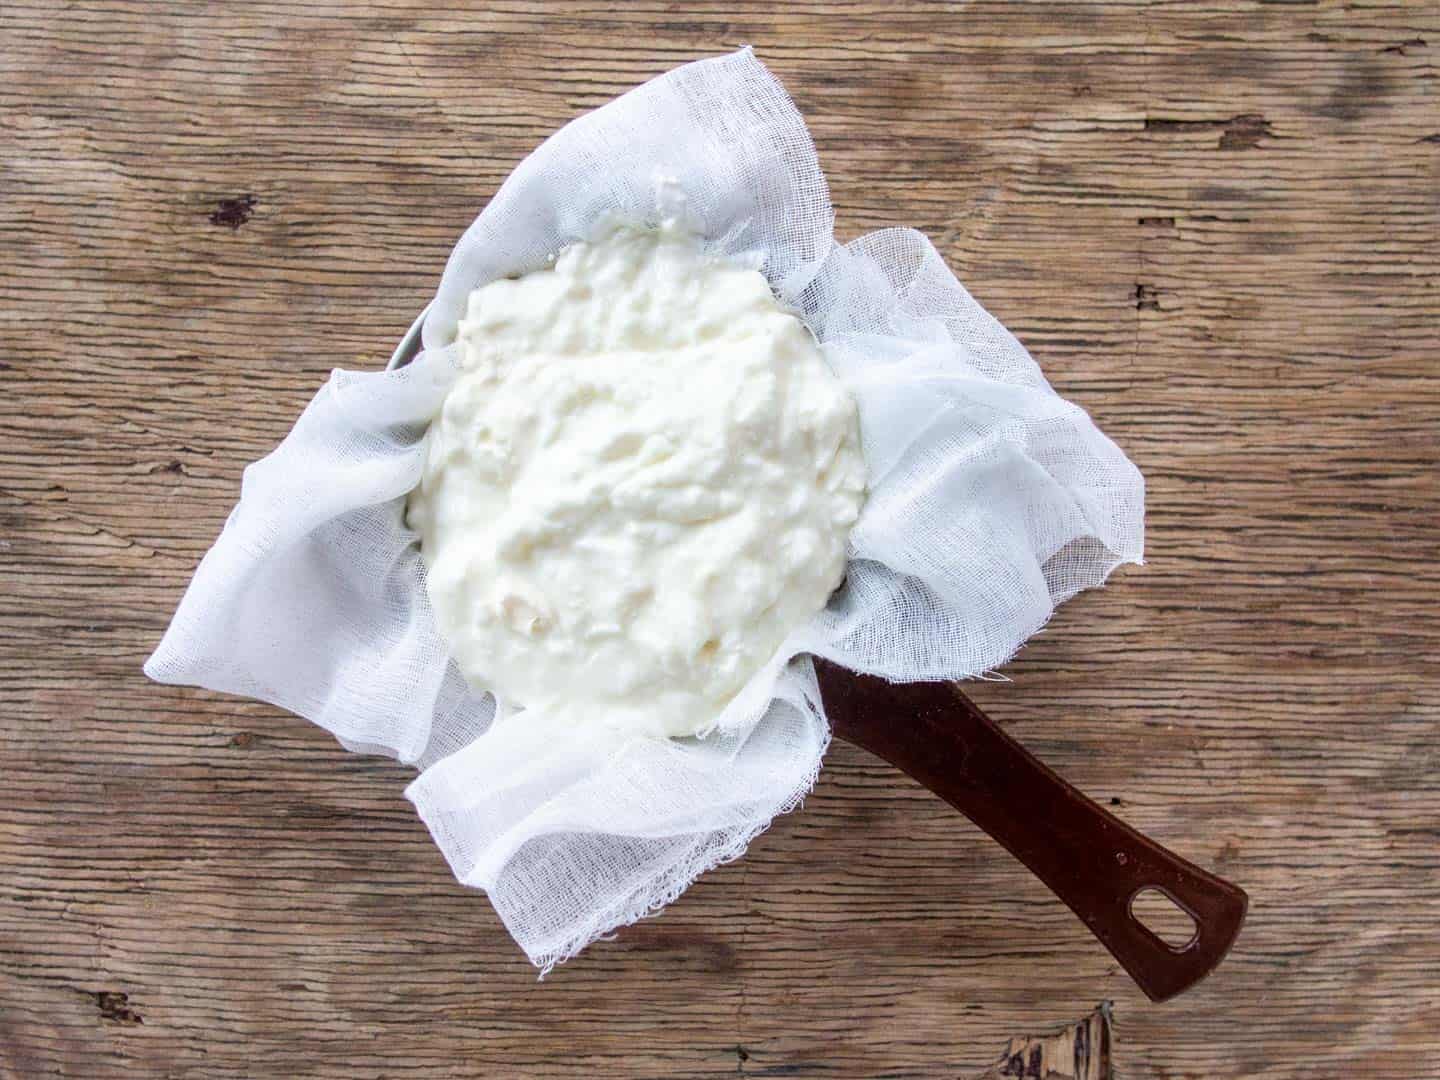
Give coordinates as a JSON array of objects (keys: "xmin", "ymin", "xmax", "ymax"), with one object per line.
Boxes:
[{"xmin": 407, "ymin": 219, "xmax": 865, "ymax": 737}]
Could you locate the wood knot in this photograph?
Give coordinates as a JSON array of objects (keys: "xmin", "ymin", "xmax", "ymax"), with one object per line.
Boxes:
[
  {"xmin": 1218, "ymin": 114, "xmax": 1274, "ymax": 151},
  {"xmin": 209, "ymin": 194, "xmax": 257, "ymax": 230},
  {"xmin": 93, "ymin": 990, "xmax": 143, "ymax": 1025}
]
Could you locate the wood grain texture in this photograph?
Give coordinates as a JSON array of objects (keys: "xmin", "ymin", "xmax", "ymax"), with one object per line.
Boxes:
[
  {"xmin": 2, "ymin": 2, "xmax": 1437, "ymax": 1077},
  {"xmin": 970, "ymin": 1003, "xmax": 1112, "ymax": 1080}
]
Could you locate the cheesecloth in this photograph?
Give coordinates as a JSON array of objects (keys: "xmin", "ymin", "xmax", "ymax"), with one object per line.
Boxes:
[{"xmin": 145, "ymin": 48, "xmax": 1144, "ymax": 973}]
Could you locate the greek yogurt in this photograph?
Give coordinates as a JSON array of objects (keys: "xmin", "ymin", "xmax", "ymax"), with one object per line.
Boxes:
[{"xmin": 407, "ymin": 219, "xmax": 865, "ymax": 737}]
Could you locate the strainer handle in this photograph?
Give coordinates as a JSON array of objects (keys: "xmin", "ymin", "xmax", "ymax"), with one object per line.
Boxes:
[{"xmin": 814, "ymin": 658, "xmax": 1247, "ymax": 1003}]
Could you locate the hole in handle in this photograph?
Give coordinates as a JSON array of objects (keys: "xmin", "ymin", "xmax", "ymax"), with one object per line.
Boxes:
[{"xmin": 1129, "ymin": 887, "xmax": 1199, "ymax": 952}]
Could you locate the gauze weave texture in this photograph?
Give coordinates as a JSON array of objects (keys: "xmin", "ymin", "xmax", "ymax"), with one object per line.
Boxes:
[{"xmin": 146, "ymin": 48, "xmax": 1145, "ymax": 973}]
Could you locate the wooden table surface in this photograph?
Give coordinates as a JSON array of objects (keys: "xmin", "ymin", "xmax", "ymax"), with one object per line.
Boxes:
[{"xmin": 3, "ymin": 2, "xmax": 1438, "ymax": 1077}]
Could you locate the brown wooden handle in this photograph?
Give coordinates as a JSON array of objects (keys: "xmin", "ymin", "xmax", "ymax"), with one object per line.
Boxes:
[{"xmin": 815, "ymin": 658, "xmax": 1248, "ymax": 1002}]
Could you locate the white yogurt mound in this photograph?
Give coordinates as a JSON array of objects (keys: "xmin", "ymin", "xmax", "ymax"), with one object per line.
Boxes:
[{"xmin": 407, "ymin": 219, "xmax": 866, "ymax": 738}]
